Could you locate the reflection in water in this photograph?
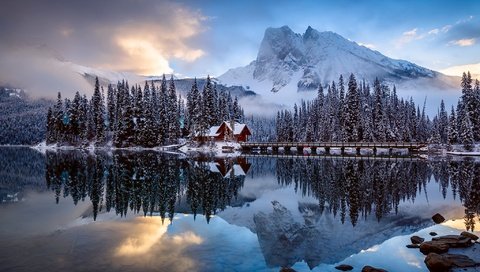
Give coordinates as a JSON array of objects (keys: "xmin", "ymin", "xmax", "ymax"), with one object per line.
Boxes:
[
  {"xmin": 115, "ymin": 216, "xmax": 203, "ymax": 257},
  {"xmin": 45, "ymin": 151, "xmax": 247, "ymax": 222},
  {"xmin": 44, "ymin": 150, "xmax": 480, "ymax": 230}
]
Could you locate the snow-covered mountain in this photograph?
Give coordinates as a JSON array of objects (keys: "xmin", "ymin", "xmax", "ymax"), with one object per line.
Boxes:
[{"xmin": 219, "ymin": 25, "xmax": 458, "ymax": 97}]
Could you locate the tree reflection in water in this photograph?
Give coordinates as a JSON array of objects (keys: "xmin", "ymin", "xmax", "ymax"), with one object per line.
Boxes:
[{"xmin": 45, "ymin": 151, "xmax": 480, "ymax": 229}]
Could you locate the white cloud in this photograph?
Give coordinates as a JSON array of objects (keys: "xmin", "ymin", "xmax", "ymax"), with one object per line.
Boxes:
[
  {"xmin": 448, "ymin": 38, "xmax": 476, "ymax": 47},
  {"xmin": 441, "ymin": 25, "xmax": 452, "ymax": 33},
  {"xmin": 395, "ymin": 28, "xmax": 426, "ymax": 48},
  {"xmin": 428, "ymin": 28, "xmax": 439, "ymax": 35}
]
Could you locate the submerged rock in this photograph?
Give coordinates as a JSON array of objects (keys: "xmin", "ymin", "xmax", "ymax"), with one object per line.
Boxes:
[
  {"xmin": 361, "ymin": 265, "xmax": 388, "ymax": 272},
  {"xmin": 420, "ymin": 241, "xmax": 449, "ymax": 255},
  {"xmin": 406, "ymin": 244, "xmax": 420, "ymax": 249},
  {"xmin": 460, "ymin": 231, "xmax": 479, "ymax": 241},
  {"xmin": 429, "ymin": 232, "xmax": 438, "ymax": 236},
  {"xmin": 424, "ymin": 253, "xmax": 453, "ymax": 271},
  {"xmin": 335, "ymin": 264, "xmax": 353, "ymax": 271},
  {"xmin": 411, "ymin": 235, "xmax": 425, "ymax": 244},
  {"xmin": 432, "ymin": 213, "xmax": 445, "ymax": 224},
  {"xmin": 443, "ymin": 253, "xmax": 479, "ymax": 268}
]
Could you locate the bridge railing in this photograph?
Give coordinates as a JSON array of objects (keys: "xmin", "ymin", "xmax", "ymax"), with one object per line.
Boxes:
[{"xmin": 240, "ymin": 142, "xmax": 428, "ymax": 149}]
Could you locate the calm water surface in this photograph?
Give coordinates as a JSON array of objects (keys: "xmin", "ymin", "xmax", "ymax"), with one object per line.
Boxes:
[{"xmin": 0, "ymin": 147, "xmax": 479, "ymax": 272}]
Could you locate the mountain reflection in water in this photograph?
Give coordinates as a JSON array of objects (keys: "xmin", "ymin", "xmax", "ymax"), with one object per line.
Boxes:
[{"xmin": 44, "ymin": 150, "xmax": 480, "ymax": 230}]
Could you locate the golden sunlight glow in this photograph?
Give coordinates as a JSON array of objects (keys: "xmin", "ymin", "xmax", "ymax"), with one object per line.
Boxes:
[
  {"xmin": 442, "ymin": 218, "xmax": 480, "ymax": 231},
  {"xmin": 108, "ymin": 6, "xmax": 206, "ymax": 75},
  {"xmin": 116, "ymin": 37, "xmax": 173, "ymax": 76},
  {"xmin": 440, "ymin": 62, "xmax": 480, "ymax": 77},
  {"xmin": 115, "ymin": 217, "xmax": 169, "ymax": 256},
  {"xmin": 115, "ymin": 217, "xmax": 204, "ymax": 257}
]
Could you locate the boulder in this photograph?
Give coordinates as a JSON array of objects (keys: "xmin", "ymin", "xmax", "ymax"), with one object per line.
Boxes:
[
  {"xmin": 335, "ymin": 264, "xmax": 353, "ymax": 271},
  {"xmin": 424, "ymin": 253, "xmax": 453, "ymax": 271},
  {"xmin": 406, "ymin": 244, "xmax": 420, "ymax": 249},
  {"xmin": 361, "ymin": 265, "xmax": 388, "ymax": 272},
  {"xmin": 432, "ymin": 213, "xmax": 445, "ymax": 224},
  {"xmin": 411, "ymin": 235, "xmax": 425, "ymax": 244},
  {"xmin": 429, "ymin": 232, "xmax": 438, "ymax": 236},
  {"xmin": 432, "ymin": 235, "xmax": 473, "ymax": 248},
  {"xmin": 419, "ymin": 241, "xmax": 449, "ymax": 255},
  {"xmin": 460, "ymin": 231, "xmax": 479, "ymax": 241}
]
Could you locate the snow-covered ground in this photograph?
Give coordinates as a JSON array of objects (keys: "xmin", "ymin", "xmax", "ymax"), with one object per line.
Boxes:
[
  {"xmin": 31, "ymin": 140, "xmax": 187, "ymax": 153},
  {"xmin": 179, "ymin": 141, "xmax": 242, "ymax": 157}
]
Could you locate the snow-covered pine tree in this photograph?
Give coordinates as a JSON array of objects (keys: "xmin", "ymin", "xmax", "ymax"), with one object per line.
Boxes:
[
  {"xmin": 70, "ymin": 91, "xmax": 82, "ymax": 144},
  {"xmin": 344, "ymin": 74, "xmax": 359, "ymax": 142},
  {"xmin": 121, "ymin": 89, "xmax": 136, "ymax": 147},
  {"xmin": 338, "ymin": 75, "xmax": 346, "ymax": 141},
  {"xmin": 438, "ymin": 100, "xmax": 449, "ymax": 144},
  {"xmin": 92, "ymin": 78, "xmax": 106, "ymax": 145},
  {"xmin": 460, "ymin": 111, "xmax": 474, "ymax": 151},
  {"xmin": 461, "ymin": 71, "xmax": 479, "ymax": 141},
  {"xmin": 46, "ymin": 107, "xmax": 55, "ymax": 144},
  {"xmin": 429, "ymin": 117, "xmax": 441, "ymax": 145},
  {"xmin": 86, "ymin": 99, "xmax": 96, "ymax": 143},
  {"xmin": 202, "ymin": 75, "xmax": 216, "ymax": 128},
  {"xmin": 448, "ymin": 106, "xmax": 458, "ymax": 147},
  {"xmin": 141, "ymin": 82, "xmax": 157, "ymax": 147},
  {"xmin": 167, "ymin": 75, "xmax": 179, "ymax": 144},
  {"xmin": 53, "ymin": 92, "xmax": 64, "ymax": 144},
  {"xmin": 218, "ymin": 91, "xmax": 228, "ymax": 124},
  {"xmin": 157, "ymin": 75, "xmax": 168, "ymax": 145},
  {"xmin": 107, "ymin": 84, "xmax": 116, "ymax": 131},
  {"xmin": 373, "ymin": 78, "xmax": 385, "ymax": 141},
  {"xmin": 186, "ymin": 78, "xmax": 202, "ymax": 139}
]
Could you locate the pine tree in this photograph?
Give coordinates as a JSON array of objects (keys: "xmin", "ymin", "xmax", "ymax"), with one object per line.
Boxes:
[
  {"xmin": 460, "ymin": 112, "xmax": 474, "ymax": 151},
  {"xmin": 46, "ymin": 107, "xmax": 55, "ymax": 144},
  {"xmin": 344, "ymin": 74, "xmax": 359, "ymax": 142},
  {"xmin": 53, "ymin": 92, "xmax": 64, "ymax": 144},
  {"xmin": 141, "ymin": 82, "xmax": 157, "ymax": 147},
  {"xmin": 373, "ymin": 78, "xmax": 385, "ymax": 141},
  {"xmin": 158, "ymin": 75, "xmax": 168, "ymax": 145},
  {"xmin": 232, "ymin": 96, "xmax": 242, "ymax": 122},
  {"xmin": 448, "ymin": 106, "xmax": 459, "ymax": 147},
  {"xmin": 202, "ymin": 75, "xmax": 216, "ymax": 128},
  {"xmin": 69, "ymin": 92, "xmax": 82, "ymax": 144},
  {"xmin": 187, "ymin": 78, "xmax": 202, "ymax": 138},
  {"xmin": 92, "ymin": 78, "xmax": 106, "ymax": 145},
  {"xmin": 167, "ymin": 75, "xmax": 179, "ymax": 143},
  {"xmin": 438, "ymin": 100, "xmax": 448, "ymax": 143},
  {"xmin": 107, "ymin": 84, "xmax": 116, "ymax": 131}
]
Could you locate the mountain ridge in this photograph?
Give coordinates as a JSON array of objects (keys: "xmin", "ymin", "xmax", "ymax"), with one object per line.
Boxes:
[{"xmin": 219, "ymin": 25, "xmax": 457, "ymax": 96}]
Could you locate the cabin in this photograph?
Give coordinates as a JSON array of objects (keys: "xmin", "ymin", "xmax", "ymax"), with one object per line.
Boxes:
[{"xmin": 194, "ymin": 121, "xmax": 252, "ymax": 142}]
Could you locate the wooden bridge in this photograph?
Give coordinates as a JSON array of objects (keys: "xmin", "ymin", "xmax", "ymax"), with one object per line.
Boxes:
[{"xmin": 240, "ymin": 142, "xmax": 428, "ymax": 155}]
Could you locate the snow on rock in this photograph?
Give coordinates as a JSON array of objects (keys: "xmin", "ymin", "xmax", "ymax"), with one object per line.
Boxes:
[{"xmin": 218, "ymin": 25, "xmax": 458, "ymax": 108}]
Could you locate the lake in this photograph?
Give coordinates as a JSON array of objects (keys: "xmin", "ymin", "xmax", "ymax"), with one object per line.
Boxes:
[{"xmin": 0, "ymin": 147, "xmax": 479, "ymax": 271}]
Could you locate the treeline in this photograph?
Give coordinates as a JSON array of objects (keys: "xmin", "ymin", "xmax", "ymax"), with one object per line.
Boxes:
[
  {"xmin": 275, "ymin": 72, "xmax": 480, "ymax": 150},
  {"xmin": 430, "ymin": 72, "xmax": 480, "ymax": 151},
  {"xmin": 0, "ymin": 88, "xmax": 51, "ymax": 145},
  {"xmin": 267, "ymin": 156, "xmax": 478, "ymax": 229},
  {"xmin": 46, "ymin": 75, "xmax": 244, "ymax": 147},
  {"xmin": 45, "ymin": 151, "xmax": 246, "ymax": 221},
  {"xmin": 276, "ymin": 74, "xmax": 430, "ymax": 142}
]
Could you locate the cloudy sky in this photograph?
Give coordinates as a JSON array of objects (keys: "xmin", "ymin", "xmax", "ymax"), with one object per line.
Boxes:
[{"xmin": 0, "ymin": 0, "xmax": 479, "ymax": 94}]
